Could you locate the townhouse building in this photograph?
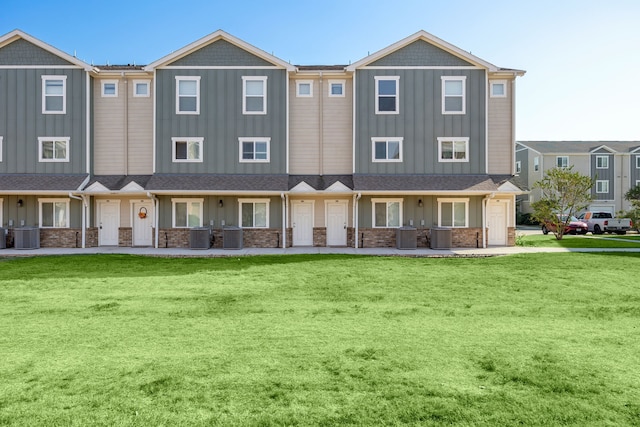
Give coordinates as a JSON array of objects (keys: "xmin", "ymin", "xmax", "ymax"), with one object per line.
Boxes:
[
  {"xmin": 0, "ymin": 29, "xmax": 524, "ymax": 249},
  {"xmin": 516, "ymin": 141, "xmax": 640, "ymax": 215}
]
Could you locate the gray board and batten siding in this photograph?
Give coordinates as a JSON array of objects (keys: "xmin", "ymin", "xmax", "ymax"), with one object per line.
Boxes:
[
  {"xmin": 0, "ymin": 39, "xmax": 88, "ymax": 174},
  {"xmin": 368, "ymin": 40, "xmax": 475, "ymax": 67},
  {"xmin": 154, "ymin": 40, "xmax": 287, "ymax": 175},
  {"xmin": 591, "ymin": 149, "xmax": 614, "ymax": 200}
]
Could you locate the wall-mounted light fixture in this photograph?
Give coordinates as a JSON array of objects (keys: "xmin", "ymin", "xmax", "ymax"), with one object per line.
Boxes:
[
  {"xmin": 418, "ymin": 199, "xmax": 423, "ymax": 207},
  {"xmin": 218, "ymin": 199, "xmax": 224, "ymax": 208},
  {"xmin": 17, "ymin": 199, "xmax": 23, "ymax": 208}
]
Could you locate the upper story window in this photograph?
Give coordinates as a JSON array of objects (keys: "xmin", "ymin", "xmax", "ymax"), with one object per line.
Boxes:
[
  {"xmin": 102, "ymin": 80, "xmax": 118, "ymax": 97},
  {"xmin": 38, "ymin": 137, "xmax": 69, "ymax": 162},
  {"xmin": 175, "ymin": 76, "xmax": 200, "ymax": 114},
  {"xmin": 39, "ymin": 198, "xmax": 69, "ymax": 228},
  {"xmin": 172, "ymin": 198, "xmax": 203, "ymax": 228},
  {"xmin": 42, "ymin": 76, "xmax": 67, "ymax": 114},
  {"xmin": 636, "ymin": 156, "xmax": 640, "ymax": 169},
  {"xmin": 441, "ymin": 76, "xmax": 466, "ymax": 114},
  {"xmin": 596, "ymin": 155, "xmax": 609, "ymax": 169},
  {"xmin": 490, "ymin": 80, "xmax": 507, "ymax": 98},
  {"xmin": 329, "ymin": 80, "xmax": 345, "ymax": 97},
  {"xmin": 372, "ymin": 138, "xmax": 402, "ymax": 162},
  {"xmin": 596, "ymin": 180, "xmax": 609, "ymax": 194},
  {"xmin": 243, "ymin": 76, "xmax": 267, "ymax": 114},
  {"xmin": 516, "ymin": 160, "xmax": 521, "ymax": 174},
  {"xmin": 438, "ymin": 137, "xmax": 469, "ymax": 162},
  {"xmin": 133, "ymin": 80, "xmax": 150, "ymax": 97},
  {"xmin": 172, "ymin": 137, "xmax": 203, "ymax": 162},
  {"xmin": 534, "ymin": 156, "xmax": 540, "ymax": 172},
  {"xmin": 374, "ymin": 76, "xmax": 399, "ymax": 114},
  {"xmin": 556, "ymin": 156, "xmax": 569, "ymax": 168},
  {"xmin": 239, "ymin": 199, "xmax": 269, "ymax": 228},
  {"xmin": 296, "ymin": 80, "xmax": 313, "ymax": 97},
  {"xmin": 239, "ymin": 137, "xmax": 270, "ymax": 163},
  {"xmin": 372, "ymin": 198, "xmax": 402, "ymax": 228},
  {"xmin": 438, "ymin": 198, "xmax": 469, "ymax": 228}
]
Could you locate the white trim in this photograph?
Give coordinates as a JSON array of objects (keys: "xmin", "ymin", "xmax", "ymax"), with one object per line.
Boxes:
[
  {"xmin": 0, "ymin": 198, "xmax": 3, "ymax": 227},
  {"xmin": 490, "ymin": 80, "xmax": 507, "ymax": 98},
  {"xmin": 133, "ymin": 80, "xmax": 150, "ymax": 97},
  {"xmin": 325, "ymin": 199, "xmax": 349, "ymax": 246},
  {"xmin": 41, "ymin": 75, "xmax": 67, "ymax": 114},
  {"xmin": 556, "ymin": 156, "xmax": 569, "ymax": 168},
  {"xmin": 371, "ymin": 137, "xmax": 403, "ymax": 162},
  {"xmin": 437, "ymin": 137, "xmax": 469, "ymax": 162},
  {"xmin": 296, "ymin": 80, "xmax": 313, "ymax": 97},
  {"xmin": 595, "ymin": 155, "xmax": 609, "ymax": 169},
  {"xmin": 441, "ymin": 76, "xmax": 466, "ymax": 115},
  {"xmin": 635, "ymin": 155, "xmax": 640, "ymax": 169},
  {"xmin": 238, "ymin": 198, "xmax": 270, "ymax": 228},
  {"xmin": 0, "ymin": 65, "xmax": 84, "ymax": 69},
  {"xmin": 156, "ymin": 66, "xmax": 282, "ymax": 70},
  {"xmin": 242, "ymin": 76, "xmax": 268, "ymax": 115},
  {"xmin": 516, "ymin": 160, "xmax": 521, "ymax": 174},
  {"xmin": 292, "ymin": 200, "xmax": 315, "ymax": 246},
  {"xmin": 38, "ymin": 198, "xmax": 70, "ymax": 228},
  {"xmin": 175, "ymin": 76, "xmax": 200, "ymax": 114},
  {"xmin": 534, "ymin": 156, "xmax": 540, "ymax": 172},
  {"xmin": 596, "ymin": 180, "xmax": 609, "ymax": 194},
  {"xmin": 238, "ymin": 137, "xmax": 271, "ymax": 163},
  {"xmin": 328, "ymin": 79, "xmax": 345, "ymax": 97},
  {"xmin": 0, "ymin": 136, "xmax": 2, "ymax": 162},
  {"xmin": 38, "ymin": 137, "xmax": 70, "ymax": 162},
  {"xmin": 374, "ymin": 76, "xmax": 399, "ymax": 114},
  {"xmin": 359, "ymin": 66, "xmax": 482, "ymax": 70},
  {"xmin": 371, "ymin": 198, "xmax": 403, "ymax": 228},
  {"xmin": 101, "ymin": 80, "xmax": 118, "ymax": 97},
  {"xmin": 85, "ymin": 71, "xmax": 90, "ymax": 174},
  {"xmin": 171, "ymin": 137, "xmax": 203, "ymax": 162},
  {"xmin": 171, "ymin": 198, "xmax": 204, "ymax": 228},
  {"xmin": 153, "ymin": 70, "xmax": 157, "ymax": 173},
  {"xmin": 437, "ymin": 198, "xmax": 469, "ymax": 228}
]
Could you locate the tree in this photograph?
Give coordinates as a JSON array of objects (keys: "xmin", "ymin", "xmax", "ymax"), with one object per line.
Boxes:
[
  {"xmin": 623, "ymin": 184, "xmax": 640, "ymax": 231},
  {"xmin": 530, "ymin": 166, "xmax": 594, "ymax": 240}
]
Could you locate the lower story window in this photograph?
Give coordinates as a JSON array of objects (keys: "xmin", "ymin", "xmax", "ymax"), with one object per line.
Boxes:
[
  {"xmin": 372, "ymin": 198, "xmax": 402, "ymax": 228},
  {"xmin": 172, "ymin": 198, "xmax": 203, "ymax": 228},
  {"xmin": 39, "ymin": 198, "xmax": 69, "ymax": 228},
  {"xmin": 239, "ymin": 199, "xmax": 269, "ymax": 228},
  {"xmin": 438, "ymin": 198, "xmax": 469, "ymax": 228},
  {"xmin": 596, "ymin": 180, "xmax": 609, "ymax": 194}
]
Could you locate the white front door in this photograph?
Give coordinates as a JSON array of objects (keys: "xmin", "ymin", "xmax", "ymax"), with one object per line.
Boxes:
[
  {"xmin": 488, "ymin": 201, "xmax": 507, "ymax": 246},
  {"xmin": 326, "ymin": 201, "xmax": 347, "ymax": 246},
  {"xmin": 98, "ymin": 201, "xmax": 120, "ymax": 246},
  {"xmin": 292, "ymin": 202, "xmax": 314, "ymax": 246},
  {"xmin": 132, "ymin": 201, "xmax": 153, "ymax": 246}
]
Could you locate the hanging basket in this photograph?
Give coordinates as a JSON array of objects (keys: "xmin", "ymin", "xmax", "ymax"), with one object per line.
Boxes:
[{"xmin": 138, "ymin": 207, "xmax": 148, "ymax": 219}]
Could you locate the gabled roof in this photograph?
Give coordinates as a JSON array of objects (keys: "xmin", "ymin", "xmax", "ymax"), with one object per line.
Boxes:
[
  {"xmin": 85, "ymin": 175, "xmax": 152, "ymax": 193},
  {"xmin": 288, "ymin": 175, "xmax": 354, "ymax": 192},
  {"xmin": 352, "ymin": 174, "xmax": 520, "ymax": 193},
  {"xmin": 144, "ymin": 30, "xmax": 295, "ymax": 71},
  {"xmin": 346, "ymin": 30, "xmax": 524, "ymax": 75},
  {"xmin": 518, "ymin": 141, "xmax": 640, "ymax": 154},
  {"xmin": 0, "ymin": 29, "xmax": 94, "ymax": 71}
]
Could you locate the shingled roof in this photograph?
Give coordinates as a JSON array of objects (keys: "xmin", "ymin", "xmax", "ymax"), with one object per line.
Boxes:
[
  {"xmin": 353, "ymin": 174, "xmax": 516, "ymax": 192},
  {"xmin": 146, "ymin": 174, "xmax": 289, "ymax": 192},
  {"xmin": 0, "ymin": 174, "xmax": 88, "ymax": 192}
]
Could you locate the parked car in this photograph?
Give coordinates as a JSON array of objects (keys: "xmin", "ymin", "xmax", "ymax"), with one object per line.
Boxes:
[
  {"xmin": 541, "ymin": 215, "xmax": 588, "ymax": 235},
  {"xmin": 576, "ymin": 211, "xmax": 633, "ymax": 235}
]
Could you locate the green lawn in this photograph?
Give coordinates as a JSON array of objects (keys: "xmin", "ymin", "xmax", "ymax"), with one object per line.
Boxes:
[
  {"xmin": 518, "ymin": 233, "xmax": 640, "ymax": 248},
  {"xmin": 1, "ymin": 254, "xmax": 640, "ymax": 426}
]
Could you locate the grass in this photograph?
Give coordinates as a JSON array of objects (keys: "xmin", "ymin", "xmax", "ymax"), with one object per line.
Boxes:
[
  {"xmin": 518, "ymin": 233, "xmax": 640, "ymax": 248},
  {"xmin": 1, "ymin": 253, "xmax": 640, "ymax": 426}
]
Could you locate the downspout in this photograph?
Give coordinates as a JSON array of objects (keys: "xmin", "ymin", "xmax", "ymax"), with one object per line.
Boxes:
[
  {"xmin": 482, "ymin": 192, "xmax": 495, "ymax": 248},
  {"xmin": 69, "ymin": 192, "xmax": 87, "ymax": 248},
  {"xmin": 147, "ymin": 192, "xmax": 159, "ymax": 248},
  {"xmin": 122, "ymin": 72, "xmax": 129, "ymax": 174},
  {"xmin": 281, "ymin": 193, "xmax": 287, "ymax": 248},
  {"xmin": 511, "ymin": 79, "xmax": 517, "ymax": 175},
  {"xmin": 353, "ymin": 192, "xmax": 361, "ymax": 248},
  {"xmin": 319, "ymin": 71, "xmax": 323, "ymax": 175},
  {"xmin": 86, "ymin": 71, "xmax": 91, "ymax": 174}
]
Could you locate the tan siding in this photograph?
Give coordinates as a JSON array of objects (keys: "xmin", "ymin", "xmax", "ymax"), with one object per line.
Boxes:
[
  {"xmin": 127, "ymin": 79, "xmax": 153, "ymax": 174},
  {"xmin": 322, "ymin": 78, "xmax": 352, "ymax": 174},
  {"xmin": 290, "ymin": 78, "xmax": 320, "ymax": 174},
  {"xmin": 93, "ymin": 79, "xmax": 126, "ymax": 174},
  {"xmin": 487, "ymin": 79, "xmax": 513, "ymax": 175}
]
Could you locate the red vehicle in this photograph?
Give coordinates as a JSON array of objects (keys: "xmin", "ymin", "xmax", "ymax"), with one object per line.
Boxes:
[{"xmin": 541, "ymin": 215, "xmax": 588, "ymax": 235}]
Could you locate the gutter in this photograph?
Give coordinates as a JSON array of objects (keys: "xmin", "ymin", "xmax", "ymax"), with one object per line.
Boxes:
[
  {"xmin": 353, "ymin": 192, "xmax": 361, "ymax": 248},
  {"xmin": 482, "ymin": 192, "xmax": 495, "ymax": 249},
  {"xmin": 147, "ymin": 192, "xmax": 159, "ymax": 248}
]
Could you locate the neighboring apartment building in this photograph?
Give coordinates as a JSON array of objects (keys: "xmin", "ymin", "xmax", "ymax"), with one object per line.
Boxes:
[
  {"xmin": 0, "ymin": 29, "xmax": 525, "ymax": 249},
  {"xmin": 516, "ymin": 141, "xmax": 640, "ymax": 214}
]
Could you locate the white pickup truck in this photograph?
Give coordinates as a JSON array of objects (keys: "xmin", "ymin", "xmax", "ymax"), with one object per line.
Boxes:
[{"xmin": 577, "ymin": 212, "xmax": 633, "ymax": 235}]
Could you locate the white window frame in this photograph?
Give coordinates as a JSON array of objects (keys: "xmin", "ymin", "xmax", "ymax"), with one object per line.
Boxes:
[
  {"xmin": 374, "ymin": 76, "xmax": 399, "ymax": 114},
  {"xmin": 441, "ymin": 76, "xmax": 466, "ymax": 115},
  {"xmin": 171, "ymin": 198, "xmax": 204, "ymax": 228},
  {"xmin": 42, "ymin": 75, "xmax": 67, "ymax": 114},
  {"xmin": 38, "ymin": 137, "xmax": 70, "ymax": 162},
  {"xmin": 371, "ymin": 138, "xmax": 403, "ymax": 163},
  {"xmin": 172, "ymin": 137, "xmax": 203, "ymax": 163},
  {"xmin": 101, "ymin": 80, "xmax": 118, "ymax": 97},
  {"xmin": 39, "ymin": 198, "xmax": 70, "ymax": 228},
  {"xmin": 328, "ymin": 80, "xmax": 345, "ymax": 97},
  {"xmin": 242, "ymin": 76, "xmax": 267, "ymax": 115},
  {"xmin": 596, "ymin": 155, "xmax": 609, "ymax": 169},
  {"xmin": 635, "ymin": 156, "xmax": 640, "ymax": 169},
  {"xmin": 437, "ymin": 198, "xmax": 469, "ymax": 228},
  {"xmin": 175, "ymin": 76, "xmax": 200, "ymax": 115},
  {"xmin": 296, "ymin": 80, "xmax": 313, "ymax": 98},
  {"xmin": 0, "ymin": 198, "xmax": 3, "ymax": 226},
  {"xmin": 556, "ymin": 156, "xmax": 569, "ymax": 168},
  {"xmin": 596, "ymin": 180, "xmax": 609, "ymax": 194},
  {"xmin": 0, "ymin": 136, "xmax": 3, "ymax": 162},
  {"xmin": 239, "ymin": 198, "xmax": 270, "ymax": 228},
  {"xmin": 636, "ymin": 180, "xmax": 640, "ymax": 187},
  {"xmin": 438, "ymin": 137, "xmax": 469, "ymax": 162},
  {"xmin": 516, "ymin": 160, "xmax": 521, "ymax": 174},
  {"xmin": 534, "ymin": 156, "xmax": 540, "ymax": 172},
  {"xmin": 371, "ymin": 198, "xmax": 403, "ymax": 228},
  {"xmin": 239, "ymin": 137, "xmax": 271, "ymax": 163},
  {"xmin": 133, "ymin": 80, "xmax": 150, "ymax": 97},
  {"xmin": 490, "ymin": 80, "xmax": 507, "ymax": 98}
]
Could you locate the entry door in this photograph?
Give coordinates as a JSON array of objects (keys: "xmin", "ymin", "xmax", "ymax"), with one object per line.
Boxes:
[
  {"xmin": 326, "ymin": 202, "xmax": 347, "ymax": 246},
  {"xmin": 98, "ymin": 201, "xmax": 120, "ymax": 246},
  {"xmin": 488, "ymin": 201, "xmax": 507, "ymax": 246},
  {"xmin": 292, "ymin": 202, "xmax": 314, "ymax": 246},
  {"xmin": 132, "ymin": 201, "xmax": 153, "ymax": 246}
]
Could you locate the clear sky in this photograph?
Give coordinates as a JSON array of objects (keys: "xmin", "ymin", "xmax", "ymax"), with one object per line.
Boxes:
[{"xmin": 2, "ymin": 0, "xmax": 639, "ymax": 141}]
